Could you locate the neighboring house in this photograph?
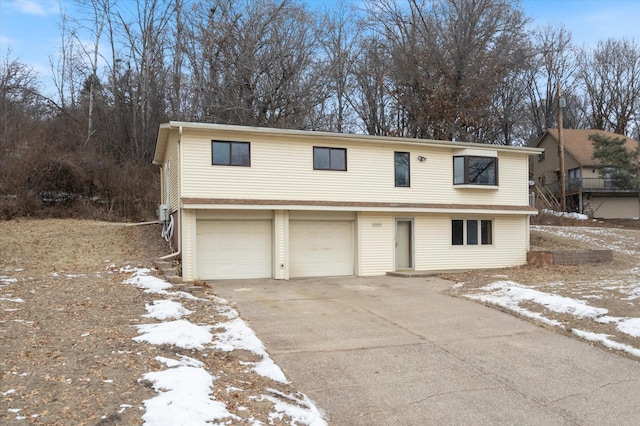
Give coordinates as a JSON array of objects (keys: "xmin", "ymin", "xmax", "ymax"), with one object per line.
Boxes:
[
  {"xmin": 153, "ymin": 122, "xmax": 540, "ymax": 281},
  {"xmin": 533, "ymin": 129, "xmax": 640, "ymax": 219}
]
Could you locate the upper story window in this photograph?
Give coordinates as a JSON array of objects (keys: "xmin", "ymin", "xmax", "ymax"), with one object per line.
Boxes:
[
  {"xmin": 212, "ymin": 141, "xmax": 250, "ymax": 166},
  {"xmin": 453, "ymin": 156, "xmax": 498, "ymax": 186},
  {"xmin": 314, "ymin": 147, "xmax": 347, "ymax": 171},
  {"xmin": 568, "ymin": 168, "xmax": 581, "ymax": 180},
  {"xmin": 394, "ymin": 152, "xmax": 410, "ymax": 187}
]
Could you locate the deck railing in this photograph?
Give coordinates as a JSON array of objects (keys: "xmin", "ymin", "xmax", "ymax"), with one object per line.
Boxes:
[{"xmin": 545, "ymin": 178, "xmax": 638, "ymax": 194}]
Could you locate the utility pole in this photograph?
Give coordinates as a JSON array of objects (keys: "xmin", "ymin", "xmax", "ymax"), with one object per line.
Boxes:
[{"xmin": 557, "ymin": 82, "xmax": 566, "ymax": 212}]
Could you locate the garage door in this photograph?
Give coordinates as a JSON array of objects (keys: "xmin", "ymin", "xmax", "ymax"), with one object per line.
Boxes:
[
  {"xmin": 290, "ymin": 220, "xmax": 354, "ymax": 277},
  {"xmin": 196, "ymin": 220, "xmax": 272, "ymax": 279}
]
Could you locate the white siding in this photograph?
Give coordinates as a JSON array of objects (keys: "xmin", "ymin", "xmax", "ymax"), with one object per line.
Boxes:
[
  {"xmin": 180, "ymin": 129, "xmax": 531, "ymax": 207},
  {"xmin": 162, "ymin": 132, "xmax": 181, "ymax": 213},
  {"xmin": 357, "ymin": 213, "xmax": 529, "ymax": 275},
  {"xmin": 359, "ymin": 213, "xmax": 394, "ymax": 276},
  {"xmin": 182, "ymin": 209, "xmax": 195, "ymax": 281},
  {"xmin": 274, "ymin": 210, "xmax": 288, "ymax": 280},
  {"xmin": 414, "ymin": 215, "xmax": 528, "ymax": 271}
]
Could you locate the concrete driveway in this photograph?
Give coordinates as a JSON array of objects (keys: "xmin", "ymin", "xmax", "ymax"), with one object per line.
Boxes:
[{"xmin": 212, "ymin": 276, "xmax": 640, "ymax": 425}]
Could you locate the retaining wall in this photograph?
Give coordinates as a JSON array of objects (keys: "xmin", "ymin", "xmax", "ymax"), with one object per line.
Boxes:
[{"xmin": 527, "ymin": 250, "xmax": 613, "ymax": 266}]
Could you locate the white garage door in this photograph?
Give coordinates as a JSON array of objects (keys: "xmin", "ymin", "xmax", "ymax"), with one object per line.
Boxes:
[
  {"xmin": 196, "ymin": 220, "xmax": 272, "ymax": 280},
  {"xmin": 290, "ymin": 220, "xmax": 354, "ymax": 278}
]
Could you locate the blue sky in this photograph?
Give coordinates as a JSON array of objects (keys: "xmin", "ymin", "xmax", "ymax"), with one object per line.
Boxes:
[{"xmin": 2, "ymin": 0, "xmax": 640, "ymax": 92}]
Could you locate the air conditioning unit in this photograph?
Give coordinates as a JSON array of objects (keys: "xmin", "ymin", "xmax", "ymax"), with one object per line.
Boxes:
[{"xmin": 158, "ymin": 204, "xmax": 169, "ymax": 222}]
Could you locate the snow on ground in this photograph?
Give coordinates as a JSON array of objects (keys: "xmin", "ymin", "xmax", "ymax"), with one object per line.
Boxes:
[
  {"xmin": 141, "ymin": 355, "xmax": 238, "ymax": 426},
  {"xmin": 123, "ymin": 267, "xmax": 327, "ymax": 425},
  {"xmin": 467, "ymin": 222, "xmax": 640, "ymax": 356},
  {"xmin": 142, "ymin": 299, "xmax": 193, "ymax": 320},
  {"xmin": 464, "ymin": 273, "xmax": 640, "ymax": 359},
  {"xmin": 465, "ymin": 281, "xmax": 609, "ymax": 328},
  {"xmin": 542, "ymin": 209, "xmax": 589, "ymax": 220},
  {"xmin": 572, "ymin": 329, "xmax": 640, "ymax": 358}
]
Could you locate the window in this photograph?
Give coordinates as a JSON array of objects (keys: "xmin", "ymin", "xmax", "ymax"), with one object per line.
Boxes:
[
  {"xmin": 568, "ymin": 168, "xmax": 581, "ymax": 180},
  {"xmin": 212, "ymin": 141, "xmax": 250, "ymax": 166},
  {"xmin": 452, "ymin": 219, "xmax": 493, "ymax": 246},
  {"xmin": 538, "ymin": 150, "xmax": 545, "ymax": 162},
  {"xmin": 313, "ymin": 147, "xmax": 347, "ymax": 171},
  {"xmin": 453, "ymin": 156, "xmax": 498, "ymax": 185},
  {"xmin": 394, "ymin": 152, "xmax": 410, "ymax": 187},
  {"xmin": 452, "ymin": 220, "xmax": 464, "ymax": 245}
]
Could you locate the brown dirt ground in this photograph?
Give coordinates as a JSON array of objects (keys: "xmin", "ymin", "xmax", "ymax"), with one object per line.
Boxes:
[{"xmin": 0, "ymin": 219, "xmax": 316, "ymax": 425}]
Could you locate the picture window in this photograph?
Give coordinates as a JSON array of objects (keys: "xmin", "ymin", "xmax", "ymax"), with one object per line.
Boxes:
[{"xmin": 453, "ymin": 156, "xmax": 498, "ymax": 185}]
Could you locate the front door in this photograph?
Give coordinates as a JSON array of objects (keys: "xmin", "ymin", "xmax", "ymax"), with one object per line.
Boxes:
[{"xmin": 396, "ymin": 219, "xmax": 413, "ymax": 270}]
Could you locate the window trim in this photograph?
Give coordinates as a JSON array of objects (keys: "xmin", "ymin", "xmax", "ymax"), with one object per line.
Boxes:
[
  {"xmin": 451, "ymin": 219, "xmax": 494, "ymax": 246},
  {"xmin": 313, "ymin": 146, "xmax": 347, "ymax": 171},
  {"xmin": 453, "ymin": 155, "xmax": 498, "ymax": 186},
  {"xmin": 211, "ymin": 140, "xmax": 251, "ymax": 167},
  {"xmin": 394, "ymin": 151, "xmax": 410, "ymax": 187}
]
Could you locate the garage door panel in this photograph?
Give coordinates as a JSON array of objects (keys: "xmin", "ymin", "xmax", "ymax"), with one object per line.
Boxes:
[
  {"xmin": 290, "ymin": 220, "xmax": 354, "ymax": 278},
  {"xmin": 197, "ymin": 220, "xmax": 272, "ymax": 280}
]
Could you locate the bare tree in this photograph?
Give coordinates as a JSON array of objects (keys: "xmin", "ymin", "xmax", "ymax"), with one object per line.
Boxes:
[
  {"xmin": 526, "ymin": 24, "xmax": 577, "ymax": 138},
  {"xmin": 319, "ymin": 1, "xmax": 361, "ymax": 133},
  {"xmin": 72, "ymin": 0, "xmax": 111, "ymax": 146},
  {"xmin": 0, "ymin": 55, "xmax": 44, "ymax": 157},
  {"xmin": 360, "ymin": 0, "xmax": 530, "ymax": 142},
  {"xmin": 578, "ymin": 38, "xmax": 640, "ymax": 135},
  {"xmin": 183, "ymin": 0, "xmax": 328, "ymax": 129},
  {"xmin": 350, "ymin": 36, "xmax": 395, "ymax": 136},
  {"xmin": 117, "ymin": 0, "xmax": 175, "ymax": 161}
]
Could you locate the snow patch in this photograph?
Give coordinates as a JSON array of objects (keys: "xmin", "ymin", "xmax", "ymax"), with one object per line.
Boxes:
[
  {"xmin": 0, "ymin": 297, "xmax": 24, "ymax": 303},
  {"xmin": 142, "ymin": 300, "xmax": 193, "ymax": 320},
  {"xmin": 212, "ymin": 317, "xmax": 289, "ymax": 383},
  {"xmin": 468, "ymin": 281, "xmax": 608, "ymax": 319},
  {"xmin": 141, "ymin": 355, "xmax": 236, "ymax": 426},
  {"xmin": 542, "ymin": 209, "xmax": 589, "ymax": 220},
  {"xmin": 134, "ymin": 320, "xmax": 213, "ymax": 350},
  {"xmin": 124, "ymin": 269, "xmax": 173, "ymax": 294},
  {"xmin": 572, "ymin": 329, "xmax": 640, "ymax": 358},
  {"xmin": 262, "ymin": 388, "xmax": 327, "ymax": 426}
]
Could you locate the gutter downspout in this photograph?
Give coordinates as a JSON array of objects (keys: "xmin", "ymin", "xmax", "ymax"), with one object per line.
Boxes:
[
  {"xmin": 159, "ymin": 247, "xmax": 181, "ymax": 260},
  {"xmin": 125, "ymin": 221, "xmax": 160, "ymax": 227}
]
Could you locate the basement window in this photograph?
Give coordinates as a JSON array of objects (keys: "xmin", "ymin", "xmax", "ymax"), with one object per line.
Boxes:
[{"xmin": 452, "ymin": 219, "xmax": 493, "ymax": 246}]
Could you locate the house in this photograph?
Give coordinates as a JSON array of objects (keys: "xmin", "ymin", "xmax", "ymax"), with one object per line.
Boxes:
[
  {"xmin": 533, "ymin": 129, "xmax": 640, "ymax": 219},
  {"xmin": 153, "ymin": 122, "xmax": 540, "ymax": 281}
]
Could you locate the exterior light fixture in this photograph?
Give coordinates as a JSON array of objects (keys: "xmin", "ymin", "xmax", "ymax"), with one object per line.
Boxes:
[{"xmin": 417, "ymin": 155, "xmax": 426, "ymax": 162}]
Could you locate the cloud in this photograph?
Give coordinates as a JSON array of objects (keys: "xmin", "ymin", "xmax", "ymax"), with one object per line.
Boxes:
[{"xmin": 7, "ymin": 0, "xmax": 59, "ymax": 16}]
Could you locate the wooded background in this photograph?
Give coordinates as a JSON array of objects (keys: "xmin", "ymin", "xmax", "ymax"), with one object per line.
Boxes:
[{"xmin": 2, "ymin": 0, "xmax": 640, "ymax": 220}]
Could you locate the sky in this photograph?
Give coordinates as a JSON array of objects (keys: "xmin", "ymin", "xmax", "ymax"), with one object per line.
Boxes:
[{"xmin": 2, "ymin": 0, "xmax": 640, "ymax": 92}]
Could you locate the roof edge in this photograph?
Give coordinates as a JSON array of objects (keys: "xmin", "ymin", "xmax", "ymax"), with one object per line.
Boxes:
[{"xmin": 158, "ymin": 121, "xmax": 543, "ymax": 155}]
